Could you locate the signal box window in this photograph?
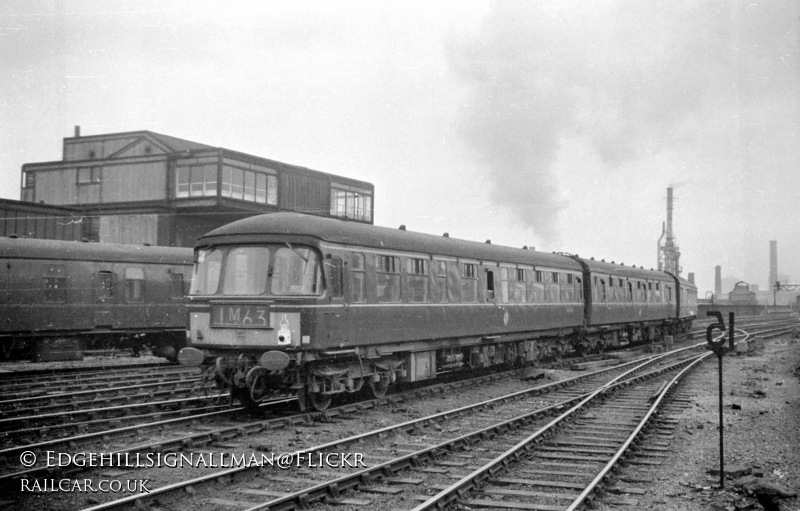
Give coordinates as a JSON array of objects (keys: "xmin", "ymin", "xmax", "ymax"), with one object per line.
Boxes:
[
  {"xmin": 376, "ymin": 255, "xmax": 401, "ymax": 303},
  {"xmin": 406, "ymin": 258, "xmax": 429, "ymax": 303},
  {"xmin": 125, "ymin": 267, "xmax": 145, "ymax": 303},
  {"xmin": 350, "ymin": 253, "xmax": 366, "ymax": 303},
  {"xmin": 219, "ymin": 166, "xmax": 277, "ymax": 205},
  {"xmin": 330, "ymin": 186, "xmax": 373, "ymax": 222},
  {"xmin": 461, "ymin": 263, "xmax": 478, "ymax": 303}
]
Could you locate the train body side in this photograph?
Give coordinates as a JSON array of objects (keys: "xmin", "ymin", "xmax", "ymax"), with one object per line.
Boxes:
[{"xmin": 0, "ymin": 237, "xmax": 193, "ymax": 359}]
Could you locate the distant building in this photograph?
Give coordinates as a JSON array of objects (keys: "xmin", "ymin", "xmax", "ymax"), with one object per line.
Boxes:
[
  {"xmin": 5, "ymin": 128, "xmax": 374, "ymax": 247},
  {"xmin": 728, "ymin": 281, "xmax": 757, "ymax": 305}
]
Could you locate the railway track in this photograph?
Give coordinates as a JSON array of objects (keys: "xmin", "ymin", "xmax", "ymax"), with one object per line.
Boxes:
[
  {"xmin": 8, "ymin": 342, "xmax": 709, "ymax": 510},
  {"xmin": 3, "ymin": 316, "xmax": 797, "ymax": 510}
]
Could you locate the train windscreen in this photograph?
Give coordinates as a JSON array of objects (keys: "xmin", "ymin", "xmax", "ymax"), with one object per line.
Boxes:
[{"xmin": 190, "ymin": 245, "xmax": 322, "ymax": 297}]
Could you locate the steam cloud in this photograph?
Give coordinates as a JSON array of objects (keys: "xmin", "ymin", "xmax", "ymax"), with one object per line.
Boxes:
[{"xmin": 448, "ymin": 1, "xmax": 796, "ymax": 242}]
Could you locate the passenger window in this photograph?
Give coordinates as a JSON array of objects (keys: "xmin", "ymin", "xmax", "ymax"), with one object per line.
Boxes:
[
  {"xmin": 42, "ymin": 264, "xmax": 67, "ymax": 303},
  {"xmin": 432, "ymin": 260, "xmax": 448, "ymax": 303},
  {"xmin": 376, "ymin": 255, "xmax": 401, "ymax": 303},
  {"xmin": 170, "ymin": 273, "xmax": 185, "ymax": 299},
  {"xmin": 325, "ymin": 257, "xmax": 344, "ymax": 299},
  {"xmin": 125, "ymin": 267, "xmax": 145, "ymax": 303},
  {"xmin": 485, "ymin": 269, "xmax": 495, "ymax": 301},
  {"xmin": 600, "ymin": 279, "xmax": 607, "ymax": 302},
  {"xmin": 461, "ymin": 263, "xmax": 478, "ymax": 303},
  {"xmin": 512, "ymin": 269, "xmax": 527, "ymax": 303},
  {"xmin": 350, "ymin": 253, "xmax": 366, "ymax": 303},
  {"xmin": 406, "ymin": 257, "xmax": 429, "ymax": 303},
  {"xmin": 95, "ymin": 271, "xmax": 114, "ymax": 301},
  {"xmin": 499, "ymin": 268, "xmax": 509, "ymax": 302}
]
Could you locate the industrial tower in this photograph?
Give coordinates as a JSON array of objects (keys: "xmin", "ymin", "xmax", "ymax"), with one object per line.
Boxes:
[{"xmin": 657, "ymin": 186, "xmax": 682, "ymax": 277}]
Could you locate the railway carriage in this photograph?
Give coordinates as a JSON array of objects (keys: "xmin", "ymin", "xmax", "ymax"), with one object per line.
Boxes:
[
  {"xmin": 0, "ymin": 237, "xmax": 193, "ymax": 361},
  {"xmin": 179, "ymin": 213, "xmax": 696, "ymax": 411}
]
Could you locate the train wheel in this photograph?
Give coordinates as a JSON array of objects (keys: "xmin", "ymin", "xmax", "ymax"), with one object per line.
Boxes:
[
  {"xmin": 296, "ymin": 388, "xmax": 332, "ymax": 412},
  {"xmin": 369, "ymin": 379, "xmax": 388, "ymax": 399},
  {"xmin": 247, "ymin": 367, "xmax": 269, "ymax": 403}
]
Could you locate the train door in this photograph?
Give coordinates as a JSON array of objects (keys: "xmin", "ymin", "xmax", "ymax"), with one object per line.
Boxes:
[{"xmin": 93, "ymin": 269, "xmax": 115, "ymax": 327}]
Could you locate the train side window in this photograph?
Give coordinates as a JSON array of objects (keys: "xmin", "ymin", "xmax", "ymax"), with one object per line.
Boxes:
[
  {"xmin": 406, "ymin": 257, "xmax": 429, "ymax": 303},
  {"xmin": 125, "ymin": 267, "xmax": 145, "ymax": 303},
  {"xmin": 325, "ymin": 257, "xmax": 344, "ymax": 299},
  {"xmin": 512, "ymin": 269, "xmax": 526, "ymax": 303},
  {"xmin": 600, "ymin": 279, "xmax": 607, "ymax": 302},
  {"xmin": 627, "ymin": 282, "xmax": 633, "ymax": 301},
  {"xmin": 376, "ymin": 255, "xmax": 401, "ymax": 303},
  {"xmin": 485, "ymin": 269, "xmax": 495, "ymax": 301},
  {"xmin": 499, "ymin": 268, "xmax": 509, "ymax": 302},
  {"xmin": 461, "ymin": 263, "xmax": 478, "ymax": 303},
  {"xmin": 648, "ymin": 282, "xmax": 653, "ymax": 302},
  {"xmin": 431, "ymin": 260, "xmax": 448, "ymax": 303},
  {"xmin": 95, "ymin": 271, "xmax": 114, "ymax": 301},
  {"xmin": 350, "ymin": 253, "xmax": 366, "ymax": 303},
  {"xmin": 41, "ymin": 264, "xmax": 67, "ymax": 303},
  {"xmin": 170, "ymin": 273, "xmax": 185, "ymax": 299}
]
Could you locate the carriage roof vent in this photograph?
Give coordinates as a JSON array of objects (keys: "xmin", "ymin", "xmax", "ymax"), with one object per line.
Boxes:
[
  {"xmin": 398, "ymin": 225, "xmax": 406, "ymax": 230},
  {"xmin": 522, "ymin": 245, "xmax": 528, "ymax": 250},
  {"xmin": 485, "ymin": 239, "xmax": 491, "ymax": 244},
  {"xmin": 442, "ymin": 232, "xmax": 449, "ymax": 237}
]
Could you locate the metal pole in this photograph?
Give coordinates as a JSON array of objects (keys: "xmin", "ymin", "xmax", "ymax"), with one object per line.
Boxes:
[{"xmin": 718, "ymin": 353, "xmax": 724, "ymax": 489}]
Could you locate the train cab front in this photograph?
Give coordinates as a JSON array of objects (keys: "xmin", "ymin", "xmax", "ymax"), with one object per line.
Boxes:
[{"xmin": 177, "ymin": 242, "xmax": 323, "ymax": 408}]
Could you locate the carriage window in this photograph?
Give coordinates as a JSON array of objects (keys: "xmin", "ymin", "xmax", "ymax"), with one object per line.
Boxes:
[
  {"xmin": 376, "ymin": 255, "xmax": 401, "ymax": 303},
  {"xmin": 406, "ymin": 257, "xmax": 429, "ymax": 303},
  {"xmin": 42, "ymin": 264, "xmax": 67, "ymax": 303},
  {"xmin": 486, "ymin": 269, "xmax": 495, "ymax": 301},
  {"xmin": 95, "ymin": 271, "xmax": 114, "ymax": 300},
  {"xmin": 535, "ymin": 270, "xmax": 543, "ymax": 283},
  {"xmin": 125, "ymin": 267, "xmax": 145, "ymax": 303},
  {"xmin": 191, "ymin": 247, "xmax": 223, "ymax": 295},
  {"xmin": 499, "ymin": 268, "xmax": 509, "ymax": 302},
  {"xmin": 628, "ymin": 282, "xmax": 633, "ymax": 301},
  {"xmin": 326, "ymin": 257, "xmax": 343, "ymax": 298},
  {"xmin": 600, "ymin": 279, "xmax": 607, "ymax": 302},
  {"xmin": 552, "ymin": 272, "xmax": 560, "ymax": 284},
  {"xmin": 512, "ymin": 268, "xmax": 527, "ymax": 303},
  {"xmin": 461, "ymin": 263, "xmax": 478, "ymax": 303},
  {"xmin": 432, "ymin": 260, "xmax": 448, "ymax": 303},
  {"xmin": 272, "ymin": 246, "xmax": 322, "ymax": 296},
  {"xmin": 170, "ymin": 273, "xmax": 185, "ymax": 299},
  {"xmin": 350, "ymin": 253, "xmax": 366, "ymax": 303}
]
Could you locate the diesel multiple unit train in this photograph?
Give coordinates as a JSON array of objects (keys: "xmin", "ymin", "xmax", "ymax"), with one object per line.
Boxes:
[
  {"xmin": 177, "ymin": 213, "xmax": 697, "ymax": 411},
  {"xmin": 0, "ymin": 237, "xmax": 193, "ymax": 361}
]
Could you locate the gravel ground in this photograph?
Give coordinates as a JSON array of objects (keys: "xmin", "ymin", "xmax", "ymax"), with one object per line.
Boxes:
[{"xmin": 598, "ymin": 335, "xmax": 800, "ymax": 511}]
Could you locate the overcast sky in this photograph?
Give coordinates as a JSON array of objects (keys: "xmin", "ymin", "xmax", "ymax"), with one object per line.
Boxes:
[{"xmin": 1, "ymin": 0, "xmax": 798, "ymax": 296}]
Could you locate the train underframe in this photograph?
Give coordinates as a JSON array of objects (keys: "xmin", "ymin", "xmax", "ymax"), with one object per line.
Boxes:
[
  {"xmin": 203, "ymin": 317, "xmax": 693, "ymax": 412},
  {"xmin": 0, "ymin": 330, "xmax": 187, "ymax": 362}
]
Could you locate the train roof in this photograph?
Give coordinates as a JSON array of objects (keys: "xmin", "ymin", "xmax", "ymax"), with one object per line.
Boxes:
[
  {"xmin": 199, "ymin": 213, "xmax": 583, "ymax": 270},
  {"xmin": 0, "ymin": 237, "xmax": 194, "ymax": 265},
  {"xmin": 577, "ymin": 257, "xmax": 676, "ymax": 282}
]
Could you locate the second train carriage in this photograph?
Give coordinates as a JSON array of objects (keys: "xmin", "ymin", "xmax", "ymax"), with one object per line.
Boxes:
[
  {"xmin": 178, "ymin": 213, "xmax": 697, "ymax": 411},
  {"xmin": 0, "ymin": 237, "xmax": 193, "ymax": 361}
]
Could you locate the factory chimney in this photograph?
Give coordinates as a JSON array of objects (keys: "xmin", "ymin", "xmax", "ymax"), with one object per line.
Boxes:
[
  {"xmin": 658, "ymin": 187, "xmax": 681, "ymax": 276},
  {"xmin": 715, "ymin": 265, "xmax": 722, "ymax": 299},
  {"xmin": 769, "ymin": 240, "xmax": 777, "ymax": 291}
]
